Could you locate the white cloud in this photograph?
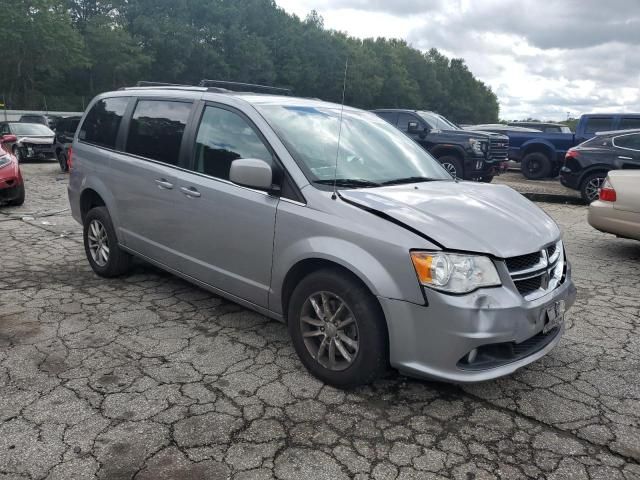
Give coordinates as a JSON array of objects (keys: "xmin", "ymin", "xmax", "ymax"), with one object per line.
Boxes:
[{"xmin": 276, "ymin": 0, "xmax": 640, "ymax": 120}]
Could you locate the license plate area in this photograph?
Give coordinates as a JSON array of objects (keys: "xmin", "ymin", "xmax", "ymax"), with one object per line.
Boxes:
[{"xmin": 543, "ymin": 300, "xmax": 565, "ymax": 334}]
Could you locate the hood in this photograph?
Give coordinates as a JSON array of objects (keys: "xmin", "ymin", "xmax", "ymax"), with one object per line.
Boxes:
[
  {"xmin": 17, "ymin": 136, "xmax": 54, "ymax": 145},
  {"xmin": 340, "ymin": 181, "xmax": 560, "ymax": 258},
  {"xmin": 438, "ymin": 129, "xmax": 507, "ymax": 141}
]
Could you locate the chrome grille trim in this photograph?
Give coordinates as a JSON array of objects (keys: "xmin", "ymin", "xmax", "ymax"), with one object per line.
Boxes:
[{"xmin": 506, "ymin": 241, "xmax": 565, "ymax": 301}]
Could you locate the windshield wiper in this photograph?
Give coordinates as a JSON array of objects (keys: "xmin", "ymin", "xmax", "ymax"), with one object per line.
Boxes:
[
  {"xmin": 380, "ymin": 176, "xmax": 442, "ymax": 186},
  {"xmin": 313, "ymin": 178, "xmax": 381, "ymax": 188}
]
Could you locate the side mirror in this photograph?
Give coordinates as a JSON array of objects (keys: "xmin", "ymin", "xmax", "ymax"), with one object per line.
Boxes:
[
  {"xmin": 0, "ymin": 134, "xmax": 17, "ymax": 144},
  {"xmin": 229, "ymin": 158, "xmax": 273, "ymax": 191},
  {"xmin": 407, "ymin": 121, "xmax": 420, "ymax": 133}
]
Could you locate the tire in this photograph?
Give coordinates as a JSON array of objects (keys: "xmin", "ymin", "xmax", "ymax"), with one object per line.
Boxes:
[
  {"xmin": 478, "ymin": 175, "xmax": 494, "ymax": 183},
  {"xmin": 12, "ymin": 146, "xmax": 22, "ymax": 162},
  {"xmin": 58, "ymin": 151, "xmax": 68, "ymax": 172},
  {"xmin": 8, "ymin": 185, "xmax": 25, "ymax": 206},
  {"xmin": 579, "ymin": 172, "xmax": 607, "ymax": 204},
  {"xmin": 521, "ymin": 152, "xmax": 552, "ymax": 179},
  {"xmin": 83, "ymin": 206, "xmax": 131, "ymax": 277},
  {"xmin": 439, "ymin": 155, "xmax": 464, "ymax": 179},
  {"xmin": 287, "ymin": 268, "xmax": 388, "ymax": 387}
]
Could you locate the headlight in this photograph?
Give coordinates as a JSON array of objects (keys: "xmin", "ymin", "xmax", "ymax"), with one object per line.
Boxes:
[
  {"xmin": 469, "ymin": 138, "xmax": 487, "ymax": 155},
  {"xmin": 0, "ymin": 154, "xmax": 10, "ymax": 168},
  {"xmin": 410, "ymin": 251, "xmax": 501, "ymax": 294}
]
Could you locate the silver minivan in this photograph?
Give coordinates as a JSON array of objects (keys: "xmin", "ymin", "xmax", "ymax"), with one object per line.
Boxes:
[{"xmin": 68, "ymin": 85, "xmax": 576, "ymax": 387}]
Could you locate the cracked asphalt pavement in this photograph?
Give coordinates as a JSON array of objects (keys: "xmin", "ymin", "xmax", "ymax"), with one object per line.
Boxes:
[{"xmin": 1, "ymin": 162, "xmax": 639, "ymax": 480}]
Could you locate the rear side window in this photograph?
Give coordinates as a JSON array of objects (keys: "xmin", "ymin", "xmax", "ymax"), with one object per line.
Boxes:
[
  {"xmin": 614, "ymin": 133, "xmax": 640, "ymax": 151},
  {"xmin": 619, "ymin": 117, "xmax": 640, "ymax": 130},
  {"xmin": 584, "ymin": 117, "xmax": 613, "ymax": 134},
  {"xmin": 79, "ymin": 97, "xmax": 129, "ymax": 148},
  {"xmin": 193, "ymin": 106, "xmax": 272, "ymax": 180},
  {"xmin": 375, "ymin": 111, "xmax": 398, "ymax": 125},
  {"xmin": 125, "ymin": 100, "xmax": 191, "ymax": 166}
]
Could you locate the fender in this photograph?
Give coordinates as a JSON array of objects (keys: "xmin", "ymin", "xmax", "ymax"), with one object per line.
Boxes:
[
  {"xmin": 430, "ymin": 143, "xmax": 466, "ymax": 159},
  {"xmin": 269, "ymin": 235, "xmax": 424, "ymax": 317},
  {"xmin": 520, "ymin": 139, "xmax": 556, "ymax": 159},
  {"xmin": 79, "ymin": 174, "xmax": 122, "ymax": 233}
]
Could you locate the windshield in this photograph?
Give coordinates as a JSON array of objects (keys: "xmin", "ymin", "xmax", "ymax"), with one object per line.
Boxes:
[
  {"xmin": 417, "ymin": 111, "xmax": 460, "ymax": 130},
  {"xmin": 257, "ymin": 105, "xmax": 451, "ymax": 186},
  {"xmin": 11, "ymin": 123, "xmax": 54, "ymax": 136}
]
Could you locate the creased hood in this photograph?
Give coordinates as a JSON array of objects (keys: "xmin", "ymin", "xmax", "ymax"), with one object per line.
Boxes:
[
  {"xmin": 17, "ymin": 136, "xmax": 54, "ymax": 145},
  {"xmin": 340, "ymin": 181, "xmax": 560, "ymax": 258}
]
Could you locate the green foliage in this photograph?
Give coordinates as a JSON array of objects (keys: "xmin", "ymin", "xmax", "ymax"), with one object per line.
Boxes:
[{"xmin": 2, "ymin": 0, "xmax": 499, "ymax": 122}]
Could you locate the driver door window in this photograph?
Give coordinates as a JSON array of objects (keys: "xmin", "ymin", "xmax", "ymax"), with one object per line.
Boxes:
[
  {"xmin": 194, "ymin": 106, "xmax": 273, "ymax": 180},
  {"xmin": 397, "ymin": 113, "xmax": 419, "ymax": 132}
]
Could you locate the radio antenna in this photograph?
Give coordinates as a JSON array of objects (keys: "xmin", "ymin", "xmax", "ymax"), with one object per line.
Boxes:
[{"xmin": 332, "ymin": 57, "xmax": 349, "ymax": 200}]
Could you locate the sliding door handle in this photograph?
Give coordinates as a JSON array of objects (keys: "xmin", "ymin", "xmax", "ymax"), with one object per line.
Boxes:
[
  {"xmin": 155, "ymin": 178, "xmax": 174, "ymax": 189},
  {"xmin": 180, "ymin": 186, "xmax": 201, "ymax": 198}
]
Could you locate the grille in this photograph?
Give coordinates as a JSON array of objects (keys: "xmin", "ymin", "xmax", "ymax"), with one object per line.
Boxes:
[
  {"xmin": 488, "ymin": 137, "xmax": 509, "ymax": 161},
  {"xmin": 24, "ymin": 143, "xmax": 53, "ymax": 152},
  {"xmin": 506, "ymin": 242, "xmax": 565, "ymax": 300},
  {"xmin": 514, "ymin": 275, "xmax": 543, "ymax": 296},
  {"xmin": 505, "ymin": 252, "xmax": 541, "ymax": 272}
]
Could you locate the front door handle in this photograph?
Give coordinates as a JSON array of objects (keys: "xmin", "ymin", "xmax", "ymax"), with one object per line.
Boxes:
[
  {"xmin": 155, "ymin": 178, "xmax": 174, "ymax": 189},
  {"xmin": 180, "ymin": 186, "xmax": 201, "ymax": 198}
]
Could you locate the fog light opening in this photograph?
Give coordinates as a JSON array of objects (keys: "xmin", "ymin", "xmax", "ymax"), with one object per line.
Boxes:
[{"xmin": 467, "ymin": 348, "xmax": 478, "ymax": 364}]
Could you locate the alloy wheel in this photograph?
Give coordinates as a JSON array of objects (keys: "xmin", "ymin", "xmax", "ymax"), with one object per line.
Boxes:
[
  {"xmin": 441, "ymin": 162, "xmax": 457, "ymax": 178},
  {"xmin": 87, "ymin": 219, "xmax": 109, "ymax": 267},
  {"xmin": 585, "ymin": 177, "xmax": 605, "ymax": 202},
  {"xmin": 299, "ymin": 291, "xmax": 359, "ymax": 371}
]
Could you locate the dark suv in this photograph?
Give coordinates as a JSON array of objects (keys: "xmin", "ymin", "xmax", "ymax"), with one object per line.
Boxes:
[
  {"xmin": 372, "ymin": 109, "xmax": 509, "ymax": 182},
  {"xmin": 561, "ymin": 129, "xmax": 640, "ymax": 202}
]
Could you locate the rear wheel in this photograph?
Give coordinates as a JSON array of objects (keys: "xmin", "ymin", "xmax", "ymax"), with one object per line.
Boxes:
[
  {"xmin": 57, "ymin": 151, "xmax": 68, "ymax": 172},
  {"xmin": 439, "ymin": 155, "xmax": 464, "ymax": 179},
  {"xmin": 580, "ymin": 172, "xmax": 607, "ymax": 203},
  {"xmin": 287, "ymin": 269, "xmax": 388, "ymax": 387},
  {"xmin": 521, "ymin": 152, "xmax": 552, "ymax": 179},
  {"xmin": 83, "ymin": 206, "xmax": 131, "ymax": 277}
]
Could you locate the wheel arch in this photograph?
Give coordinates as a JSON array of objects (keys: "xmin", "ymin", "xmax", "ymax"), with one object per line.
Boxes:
[
  {"xmin": 521, "ymin": 141, "xmax": 555, "ymax": 160},
  {"xmin": 280, "ymin": 257, "xmax": 391, "ymax": 352},
  {"xmin": 430, "ymin": 145, "xmax": 465, "ymax": 161}
]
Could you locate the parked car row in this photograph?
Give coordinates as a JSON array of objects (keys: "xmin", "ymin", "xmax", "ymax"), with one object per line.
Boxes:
[{"xmin": 467, "ymin": 113, "xmax": 640, "ymax": 180}]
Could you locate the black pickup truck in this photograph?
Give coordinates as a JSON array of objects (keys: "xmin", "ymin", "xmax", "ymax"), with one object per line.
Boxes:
[{"xmin": 372, "ymin": 109, "xmax": 509, "ymax": 182}]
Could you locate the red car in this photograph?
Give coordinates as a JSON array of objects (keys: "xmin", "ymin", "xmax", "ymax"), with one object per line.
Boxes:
[{"xmin": 0, "ymin": 134, "xmax": 25, "ymax": 206}]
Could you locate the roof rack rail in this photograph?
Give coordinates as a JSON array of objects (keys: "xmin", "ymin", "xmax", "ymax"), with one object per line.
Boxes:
[
  {"xmin": 135, "ymin": 81, "xmax": 194, "ymax": 87},
  {"xmin": 198, "ymin": 79, "xmax": 292, "ymax": 95}
]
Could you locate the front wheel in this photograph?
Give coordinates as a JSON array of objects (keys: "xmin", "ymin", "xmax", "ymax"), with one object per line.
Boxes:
[
  {"xmin": 521, "ymin": 152, "xmax": 552, "ymax": 179},
  {"xmin": 12, "ymin": 146, "xmax": 22, "ymax": 162},
  {"xmin": 288, "ymin": 269, "xmax": 388, "ymax": 387},
  {"xmin": 580, "ymin": 172, "xmax": 607, "ymax": 203},
  {"xmin": 439, "ymin": 156, "xmax": 464, "ymax": 179},
  {"xmin": 8, "ymin": 185, "xmax": 25, "ymax": 206},
  {"xmin": 83, "ymin": 207, "xmax": 131, "ymax": 277}
]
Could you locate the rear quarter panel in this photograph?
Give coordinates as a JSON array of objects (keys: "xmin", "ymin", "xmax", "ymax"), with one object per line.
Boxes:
[{"xmin": 610, "ymin": 171, "xmax": 640, "ymax": 213}]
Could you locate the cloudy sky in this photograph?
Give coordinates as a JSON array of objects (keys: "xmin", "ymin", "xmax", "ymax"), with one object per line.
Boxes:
[{"xmin": 276, "ymin": 0, "xmax": 640, "ymax": 121}]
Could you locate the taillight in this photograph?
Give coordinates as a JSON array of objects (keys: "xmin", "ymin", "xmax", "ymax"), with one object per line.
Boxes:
[
  {"xmin": 599, "ymin": 178, "xmax": 616, "ymax": 202},
  {"xmin": 565, "ymin": 149, "xmax": 580, "ymax": 159},
  {"xmin": 67, "ymin": 146, "xmax": 73, "ymax": 171}
]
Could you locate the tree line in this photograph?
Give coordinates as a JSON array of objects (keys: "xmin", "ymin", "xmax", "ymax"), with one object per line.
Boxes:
[{"xmin": 2, "ymin": 0, "xmax": 499, "ymax": 123}]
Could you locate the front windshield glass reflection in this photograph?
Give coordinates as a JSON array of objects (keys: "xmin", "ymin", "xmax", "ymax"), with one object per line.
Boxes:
[{"xmin": 257, "ymin": 105, "xmax": 451, "ymax": 185}]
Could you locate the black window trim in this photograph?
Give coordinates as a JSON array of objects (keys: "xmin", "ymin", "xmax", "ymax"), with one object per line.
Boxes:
[
  {"xmin": 612, "ymin": 132, "xmax": 640, "ymax": 152},
  {"xmin": 77, "ymin": 96, "xmax": 133, "ymax": 152},
  {"xmin": 118, "ymin": 96, "xmax": 196, "ymax": 169},
  {"xmin": 182, "ymin": 99, "xmax": 306, "ymax": 204}
]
